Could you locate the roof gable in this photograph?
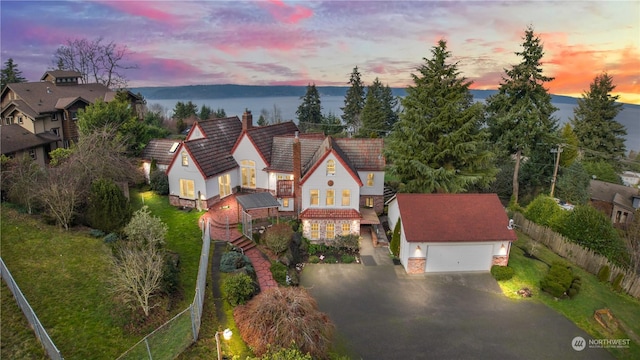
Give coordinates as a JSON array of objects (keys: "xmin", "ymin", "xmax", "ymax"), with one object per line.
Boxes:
[
  {"xmin": 300, "ymin": 147, "xmax": 363, "ymax": 186},
  {"xmin": 396, "ymin": 193, "xmax": 516, "ymax": 243},
  {"xmin": 3, "ymin": 82, "xmax": 111, "ymax": 116},
  {"xmin": 232, "ymin": 122, "xmax": 298, "ymax": 166},
  {"xmin": 141, "ymin": 139, "xmax": 180, "ymax": 165}
]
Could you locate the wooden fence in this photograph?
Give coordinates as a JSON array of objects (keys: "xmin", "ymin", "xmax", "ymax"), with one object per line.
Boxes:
[{"xmin": 513, "ymin": 213, "xmax": 640, "ymax": 299}]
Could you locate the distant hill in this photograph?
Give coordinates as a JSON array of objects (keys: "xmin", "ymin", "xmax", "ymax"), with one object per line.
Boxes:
[{"xmin": 130, "ymin": 84, "xmax": 615, "ymax": 106}]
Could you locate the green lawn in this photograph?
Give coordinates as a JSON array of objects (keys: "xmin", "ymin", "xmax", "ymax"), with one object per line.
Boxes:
[
  {"xmin": 1, "ymin": 280, "xmax": 48, "ymax": 360},
  {"xmin": 499, "ymin": 232, "xmax": 640, "ymax": 359},
  {"xmin": 1, "ymin": 191, "xmax": 207, "ymax": 359},
  {"xmin": 1, "ymin": 205, "xmax": 137, "ymax": 359}
]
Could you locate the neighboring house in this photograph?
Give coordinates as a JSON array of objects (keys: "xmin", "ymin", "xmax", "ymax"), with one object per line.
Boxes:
[
  {"xmin": 1, "ymin": 70, "xmax": 142, "ymax": 154},
  {"xmin": 387, "ymin": 193, "xmax": 517, "ymax": 274},
  {"xmin": 621, "ymin": 171, "xmax": 640, "ymax": 188},
  {"xmin": 140, "ymin": 139, "xmax": 180, "ymax": 182},
  {"xmin": 161, "ymin": 109, "xmax": 386, "ymax": 242},
  {"xmin": 0, "ymin": 124, "xmax": 59, "ymax": 166},
  {"xmin": 589, "ymin": 179, "xmax": 640, "ymax": 227}
]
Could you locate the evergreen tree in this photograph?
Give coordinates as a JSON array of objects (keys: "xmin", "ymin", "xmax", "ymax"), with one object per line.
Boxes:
[
  {"xmin": 213, "ymin": 107, "xmax": 227, "ymax": 118},
  {"xmin": 320, "ymin": 112, "xmax": 344, "ymax": 135},
  {"xmin": 556, "ymin": 161, "xmax": 590, "ymax": 205},
  {"xmin": 571, "ymin": 73, "xmax": 626, "ymax": 165},
  {"xmin": 199, "ymin": 104, "xmax": 212, "ymax": 120},
  {"xmin": 485, "ymin": 26, "xmax": 558, "ymax": 204},
  {"xmin": 341, "ymin": 66, "xmax": 366, "ymax": 135},
  {"xmin": 359, "ymin": 78, "xmax": 386, "ymax": 137},
  {"xmin": 382, "ymin": 84, "xmax": 400, "ymax": 131},
  {"xmin": 559, "ymin": 123, "xmax": 579, "ymax": 167},
  {"xmin": 296, "ymin": 83, "xmax": 322, "ymax": 133},
  {"xmin": 386, "ymin": 40, "xmax": 496, "ymax": 193},
  {"xmin": 87, "ymin": 178, "xmax": 131, "ymax": 233},
  {"xmin": 172, "ymin": 101, "xmax": 198, "ymax": 121},
  {"xmin": 1, "ymin": 58, "xmax": 27, "ymax": 90}
]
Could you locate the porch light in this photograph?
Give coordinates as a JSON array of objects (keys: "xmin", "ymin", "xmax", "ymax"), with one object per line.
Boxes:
[
  {"xmin": 499, "ymin": 243, "xmax": 507, "ymax": 255},
  {"xmin": 415, "ymin": 245, "xmax": 422, "ymax": 256},
  {"xmin": 216, "ymin": 328, "xmax": 233, "ymax": 360},
  {"xmin": 222, "ymin": 328, "xmax": 233, "ymax": 340},
  {"xmin": 220, "ymin": 205, "xmax": 230, "ymax": 209}
]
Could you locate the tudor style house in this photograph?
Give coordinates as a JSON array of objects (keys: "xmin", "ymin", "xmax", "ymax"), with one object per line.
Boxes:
[
  {"xmin": 163, "ymin": 110, "xmax": 385, "ymax": 242},
  {"xmin": 1, "ymin": 70, "xmax": 142, "ymax": 163}
]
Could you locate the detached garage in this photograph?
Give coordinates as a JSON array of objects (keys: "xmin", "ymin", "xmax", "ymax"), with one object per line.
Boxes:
[{"xmin": 387, "ymin": 193, "xmax": 517, "ymax": 274}]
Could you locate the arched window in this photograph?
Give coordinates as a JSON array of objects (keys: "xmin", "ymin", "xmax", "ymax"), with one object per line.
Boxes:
[
  {"xmin": 181, "ymin": 151, "xmax": 188, "ymax": 166},
  {"xmin": 326, "ymin": 159, "xmax": 335, "ymax": 175}
]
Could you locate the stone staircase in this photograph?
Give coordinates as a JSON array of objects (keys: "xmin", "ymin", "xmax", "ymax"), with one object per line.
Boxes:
[{"xmin": 208, "ymin": 213, "xmax": 256, "ymax": 252}]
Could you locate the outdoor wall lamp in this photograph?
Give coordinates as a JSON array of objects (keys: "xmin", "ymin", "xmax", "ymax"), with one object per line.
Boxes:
[
  {"xmin": 216, "ymin": 328, "xmax": 233, "ymax": 360},
  {"xmin": 499, "ymin": 243, "xmax": 507, "ymax": 255}
]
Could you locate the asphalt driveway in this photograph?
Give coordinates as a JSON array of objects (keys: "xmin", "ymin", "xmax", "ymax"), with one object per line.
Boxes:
[{"xmin": 300, "ymin": 262, "xmax": 612, "ymax": 359}]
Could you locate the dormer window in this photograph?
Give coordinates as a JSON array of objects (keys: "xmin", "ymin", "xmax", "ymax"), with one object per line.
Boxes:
[
  {"xmin": 181, "ymin": 151, "xmax": 188, "ymax": 166},
  {"xmin": 326, "ymin": 159, "xmax": 335, "ymax": 176}
]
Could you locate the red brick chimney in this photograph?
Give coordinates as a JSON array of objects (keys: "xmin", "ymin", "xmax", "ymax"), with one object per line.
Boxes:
[
  {"xmin": 293, "ymin": 131, "xmax": 302, "ymax": 216},
  {"xmin": 242, "ymin": 109, "xmax": 253, "ymax": 131}
]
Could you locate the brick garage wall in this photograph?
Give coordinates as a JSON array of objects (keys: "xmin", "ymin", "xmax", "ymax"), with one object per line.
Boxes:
[
  {"xmin": 492, "ymin": 255, "xmax": 509, "ymax": 266},
  {"xmin": 407, "ymin": 257, "xmax": 426, "ymax": 274}
]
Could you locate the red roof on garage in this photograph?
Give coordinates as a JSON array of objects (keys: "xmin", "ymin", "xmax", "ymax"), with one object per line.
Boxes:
[{"xmin": 395, "ymin": 193, "xmax": 516, "ymax": 243}]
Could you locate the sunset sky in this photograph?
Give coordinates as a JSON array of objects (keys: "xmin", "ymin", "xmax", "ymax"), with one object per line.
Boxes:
[{"xmin": 2, "ymin": 0, "xmax": 639, "ymax": 104}]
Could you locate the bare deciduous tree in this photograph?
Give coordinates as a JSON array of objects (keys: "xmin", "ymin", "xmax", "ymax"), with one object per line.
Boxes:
[
  {"xmin": 38, "ymin": 164, "xmax": 83, "ymax": 230},
  {"xmin": 3, "ymin": 154, "xmax": 44, "ymax": 214},
  {"xmin": 111, "ymin": 242, "xmax": 165, "ymax": 316},
  {"xmin": 53, "ymin": 37, "xmax": 137, "ymax": 88}
]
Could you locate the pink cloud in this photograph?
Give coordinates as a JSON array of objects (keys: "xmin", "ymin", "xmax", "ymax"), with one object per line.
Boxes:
[
  {"xmin": 96, "ymin": 1, "xmax": 177, "ymax": 24},
  {"xmin": 262, "ymin": 0, "xmax": 314, "ymax": 24},
  {"xmin": 214, "ymin": 26, "xmax": 325, "ymax": 55}
]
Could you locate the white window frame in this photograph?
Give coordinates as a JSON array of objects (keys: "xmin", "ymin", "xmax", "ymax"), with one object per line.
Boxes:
[
  {"xmin": 179, "ymin": 179, "xmax": 195, "ymax": 199},
  {"xmin": 219, "ymin": 174, "xmax": 231, "ymax": 198},
  {"xmin": 342, "ymin": 189, "xmax": 350, "ymax": 206},
  {"xmin": 326, "ymin": 159, "xmax": 335, "ymax": 176},
  {"xmin": 181, "ymin": 151, "xmax": 188, "ymax": 166},
  {"xmin": 367, "ymin": 173, "xmax": 374, "ymax": 187},
  {"xmin": 311, "ymin": 223, "xmax": 320, "ymax": 240},
  {"xmin": 326, "ymin": 189, "xmax": 335, "ymax": 206},
  {"xmin": 310, "ymin": 189, "xmax": 319, "ymax": 206},
  {"xmin": 241, "ymin": 160, "xmax": 256, "ymax": 188},
  {"xmin": 326, "ymin": 223, "xmax": 335, "ymax": 240}
]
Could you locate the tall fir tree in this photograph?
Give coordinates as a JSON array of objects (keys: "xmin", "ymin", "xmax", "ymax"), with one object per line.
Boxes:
[
  {"xmin": 359, "ymin": 78, "xmax": 386, "ymax": 137},
  {"xmin": 559, "ymin": 123, "xmax": 579, "ymax": 167},
  {"xmin": 571, "ymin": 73, "xmax": 625, "ymax": 165},
  {"xmin": 485, "ymin": 26, "xmax": 558, "ymax": 204},
  {"xmin": 1, "ymin": 58, "xmax": 27, "ymax": 90},
  {"xmin": 382, "ymin": 84, "xmax": 400, "ymax": 131},
  {"xmin": 199, "ymin": 104, "xmax": 212, "ymax": 120},
  {"xmin": 341, "ymin": 66, "xmax": 366, "ymax": 135},
  {"xmin": 386, "ymin": 40, "xmax": 496, "ymax": 193},
  {"xmin": 296, "ymin": 83, "xmax": 323, "ymax": 133}
]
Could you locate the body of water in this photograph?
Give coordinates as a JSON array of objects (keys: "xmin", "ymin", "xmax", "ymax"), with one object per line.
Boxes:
[{"xmin": 146, "ymin": 95, "xmax": 639, "ymax": 152}]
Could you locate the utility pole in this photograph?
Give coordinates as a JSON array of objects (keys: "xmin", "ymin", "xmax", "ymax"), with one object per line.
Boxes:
[{"xmin": 550, "ymin": 144, "xmax": 563, "ymax": 197}]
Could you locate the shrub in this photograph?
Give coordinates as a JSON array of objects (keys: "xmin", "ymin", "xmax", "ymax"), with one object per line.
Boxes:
[
  {"xmin": 390, "ymin": 219, "xmax": 401, "ymax": 257},
  {"xmin": 333, "ymin": 234, "xmax": 359, "ymax": 253},
  {"xmin": 103, "ymin": 233, "xmax": 119, "ymax": 243},
  {"xmin": 254, "ymin": 346, "xmax": 313, "ymax": 360},
  {"xmin": 222, "ymin": 273, "xmax": 256, "ymax": 306},
  {"xmin": 264, "ymin": 223, "xmax": 294, "ymax": 255},
  {"xmin": 341, "ymin": 254, "xmax": 356, "ymax": 264},
  {"xmin": 308, "ymin": 255, "xmax": 320, "ymax": 264},
  {"xmin": 524, "ymin": 195, "xmax": 564, "ymax": 229},
  {"xmin": 490, "ymin": 265, "xmax": 514, "ymax": 281},
  {"xmin": 612, "ymin": 273, "xmax": 624, "ymax": 292},
  {"xmin": 233, "ymin": 287, "xmax": 335, "ymax": 358},
  {"xmin": 149, "ymin": 170, "xmax": 169, "ymax": 195},
  {"xmin": 161, "ymin": 252, "xmax": 181, "ymax": 295},
  {"xmin": 220, "ymin": 251, "xmax": 252, "ymax": 273},
  {"xmin": 308, "ymin": 243, "xmax": 327, "ymax": 256},
  {"xmin": 89, "ymin": 229, "xmax": 106, "ymax": 238},
  {"xmin": 324, "ymin": 255, "xmax": 337, "ymax": 263},
  {"xmin": 271, "ymin": 261, "xmax": 288, "ymax": 286},
  {"xmin": 287, "ymin": 268, "xmax": 299, "ymax": 286},
  {"xmin": 567, "ymin": 288, "xmax": 578, "ymax": 299},
  {"xmin": 597, "ymin": 265, "xmax": 610, "ymax": 282},
  {"xmin": 540, "ymin": 262, "xmax": 573, "ymax": 298},
  {"xmin": 87, "ymin": 178, "xmax": 131, "ymax": 233}
]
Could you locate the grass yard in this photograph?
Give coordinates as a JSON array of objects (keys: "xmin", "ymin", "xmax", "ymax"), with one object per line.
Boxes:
[
  {"xmin": 0, "ymin": 205, "xmax": 137, "ymax": 359},
  {"xmin": 1, "ymin": 280, "xmax": 48, "ymax": 360},
  {"xmin": 499, "ymin": 232, "xmax": 640, "ymax": 359}
]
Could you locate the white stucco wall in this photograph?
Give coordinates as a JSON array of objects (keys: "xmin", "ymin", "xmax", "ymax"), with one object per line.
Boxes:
[
  {"xmin": 386, "ymin": 197, "xmax": 400, "ymax": 232},
  {"xmin": 358, "ymin": 170, "xmax": 384, "ymax": 196},
  {"xmin": 232, "ymin": 134, "xmax": 269, "ymax": 190},
  {"xmin": 168, "ymin": 149, "xmax": 206, "ymax": 200},
  {"xmin": 301, "ymin": 153, "xmax": 360, "ymax": 211},
  {"xmin": 400, "ymin": 239, "xmax": 511, "ymax": 273},
  {"xmin": 187, "ymin": 125, "xmax": 204, "ymax": 140}
]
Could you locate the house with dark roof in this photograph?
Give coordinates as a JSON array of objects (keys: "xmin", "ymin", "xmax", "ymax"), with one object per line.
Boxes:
[
  {"xmin": 589, "ymin": 179, "xmax": 640, "ymax": 227},
  {"xmin": 140, "ymin": 139, "xmax": 181, "ymax": 181},
  {"xmin": 161, "ymin": 109, "xmax": 386, "ymax": 242},
  {"xmin": 387, "ymin": 193, "xmax": 516, "ymax": 274},
  {"xmin": 1, "ymin": 70, "xmax": 142, "ymax": 155},
  {"xmin": 0, "ymin": 124, "xmax": 59, "ymax": 166}
]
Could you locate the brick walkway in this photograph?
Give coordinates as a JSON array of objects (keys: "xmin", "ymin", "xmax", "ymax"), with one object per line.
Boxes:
[{"xmin": 200, "ymin": 194, "xmax": 278, "ymax": 291}]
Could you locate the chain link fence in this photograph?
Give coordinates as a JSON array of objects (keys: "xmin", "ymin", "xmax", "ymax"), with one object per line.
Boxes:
[
  {"xmin": 117, "ymin": 219, "xmax": 212, "ymax": 360},
  {"xmin": 1, "ymin": 257, "xmax": 64, "ymax": 360}
]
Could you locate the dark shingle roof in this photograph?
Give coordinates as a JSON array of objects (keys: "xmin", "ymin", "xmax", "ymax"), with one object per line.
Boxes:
[
  {"xmin": 185, "ymin": 138, "xmax": 238, "ymax": 178},
  {"xmin": 197, "ymin": 117, "xmax": 243, "ymax": 151},
  {"xmin": 590, "ymin": 180, "xmax": 639, "ymax": 210},
  {"xmin": 269, "ymin": 135, "xmax": 324, "ymax": 173},
  {"xmin": 41, "ymin": 70, "xmax": 82, "ymax": 80},
  {"xmin": 1, "ymin": 124, "xmax": 59, "ymax": 154},
  {"xmin": 141, "ymin": 139, "xmax": 180, "ymax": 165},
  {"xmin": 4, "ymin": 82, "xmax": 111, "ymax": 116},
  {"xmin": 396, "ymin": 193, "xmax": 516, "ymax": 243},
  {"xmin": 334, "ymin": 138, "xmax": 385, "ymax": 171},
  {"xmin": 244, "ymin": 122, "xmax": 298, "ymax": 165}
]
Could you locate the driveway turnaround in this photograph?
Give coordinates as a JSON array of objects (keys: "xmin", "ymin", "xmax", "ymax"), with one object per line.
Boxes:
[{"xmin": 300, "ymin": 263, "xmax": 612, "ymax": 359}]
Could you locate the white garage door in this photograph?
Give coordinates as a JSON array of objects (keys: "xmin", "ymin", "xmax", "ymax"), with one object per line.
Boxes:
[{"xmin": 425, "ymin": 244, "xmax": 493, "ymax": 272}]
